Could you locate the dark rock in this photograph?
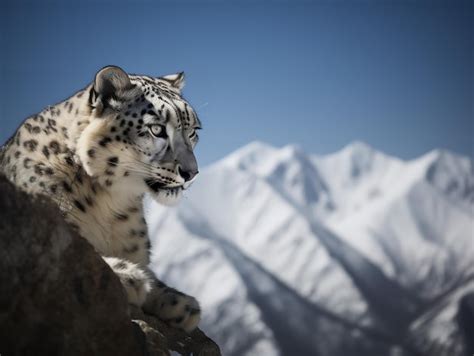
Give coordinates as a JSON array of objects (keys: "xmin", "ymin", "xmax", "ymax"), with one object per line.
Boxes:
[
  {"xmin": 457, "ymin": 292, "xmax": 474, "ymax": 356},
  {"xmin": 131, "ymin": 306, "xmax": 221, "ymax": 356},
  {"xmin": 0, "ymin": 175, "xmax": 221, "ymax": 356},
  {"xmin": 0, "ymin": 175, "xmax": 145, "ymax": 356}
]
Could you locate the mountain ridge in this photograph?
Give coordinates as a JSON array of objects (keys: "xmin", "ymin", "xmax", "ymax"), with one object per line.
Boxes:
[{"xmin": 147, "ymin": 141, "xmax": 473, "ymax": 356}]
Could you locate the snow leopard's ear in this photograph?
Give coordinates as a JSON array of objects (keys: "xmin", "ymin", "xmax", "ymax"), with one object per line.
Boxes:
[
  {"xmin": 91, "ymin": 66, "xmax": 134, "ymax": 114},
  {"xmin": 160, "ymin": 72, "xmax": 185, "ymax": 92}
]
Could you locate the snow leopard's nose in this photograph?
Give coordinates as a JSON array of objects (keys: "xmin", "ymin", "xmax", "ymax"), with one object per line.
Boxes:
[
  {"xmin": 174, "ymin": 142, "xmax": 198, "ymax": 182},
  {"xmin": 178, "ymin": 167, "xmax": 199, "ymax": 182}
]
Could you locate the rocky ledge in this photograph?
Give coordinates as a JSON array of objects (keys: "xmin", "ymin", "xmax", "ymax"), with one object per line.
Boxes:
[{"xmin": 0, "ymin": 175, "xmax": 220, "ymax": 356}]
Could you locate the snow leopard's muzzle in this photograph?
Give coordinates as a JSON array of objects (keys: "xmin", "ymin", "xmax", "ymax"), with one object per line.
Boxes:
[{"xmin": 145, "ymin": 147, "xmax": 199, "ymax": 205}]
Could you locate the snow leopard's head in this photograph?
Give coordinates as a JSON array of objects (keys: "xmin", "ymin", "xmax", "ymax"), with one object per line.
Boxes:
[{"xmin": 78, "ymin": 66, "xmax": 201, "ymax": 205}]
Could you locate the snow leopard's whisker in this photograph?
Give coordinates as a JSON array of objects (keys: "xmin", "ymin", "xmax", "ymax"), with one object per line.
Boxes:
[
  {"xmin": 116, "ymin": 150, "xmax": 184, "ymax": 174},
  {"xmin": 196, "ymin": 102, "xmax": 208, "ymax": 111},
  {"xmin": 108, "ymin": 156, "xmax": 158, "ymax": 172},
  {"xmin": 120, "ymin": 156, "xmax": 168, "ymax": 172},
  {"xmin": 114, "ymin": 164, "xmax": 155, "ymax": 176},
  {"xmin": 107, "ymin": 158, "xmax": 178, "ymax": 177}
]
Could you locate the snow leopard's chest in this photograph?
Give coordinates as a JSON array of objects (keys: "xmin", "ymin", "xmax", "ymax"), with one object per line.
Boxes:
[{"xmin": 60, "ymin": 177, "xmax": 151, "ymax": 266}]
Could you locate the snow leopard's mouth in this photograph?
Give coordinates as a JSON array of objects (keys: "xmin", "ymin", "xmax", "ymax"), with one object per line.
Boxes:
[{"xmin": 144, "ymin": 179, "xmax": 183, "ymax": 194}]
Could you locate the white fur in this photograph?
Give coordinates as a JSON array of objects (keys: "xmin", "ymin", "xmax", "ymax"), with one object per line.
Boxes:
[{"xmin": 103, "ymin": 257, "xmax": 152, "ymax": 307}]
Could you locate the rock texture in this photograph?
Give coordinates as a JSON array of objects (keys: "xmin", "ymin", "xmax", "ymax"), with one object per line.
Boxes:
[
  {"xmin": 0, "ymin": 175, "xmax": 220, "ymax": 356},
  {"xmin": 457, "ymin": 293, "xmax": 474, "ymax": 356},
  {"xmin": 131, "ymin": 307, "xmax": 221, "ymax": 356}
]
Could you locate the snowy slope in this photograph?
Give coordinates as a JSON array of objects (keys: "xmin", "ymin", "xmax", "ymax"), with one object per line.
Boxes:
[{"xmin": 146, "ymin": 141, "xmax": 474, "ymax": 356}]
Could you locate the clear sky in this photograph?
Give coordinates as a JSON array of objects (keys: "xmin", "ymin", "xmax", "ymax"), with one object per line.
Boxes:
[{"xmin": 1, "ymin": 0, "xmax": 472, "ymax": 166}]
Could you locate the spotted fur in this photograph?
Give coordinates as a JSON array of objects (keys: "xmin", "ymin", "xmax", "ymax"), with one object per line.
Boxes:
[{"xmin": 0, "ymin": 66, "xmax": 202, "ymax": 332}]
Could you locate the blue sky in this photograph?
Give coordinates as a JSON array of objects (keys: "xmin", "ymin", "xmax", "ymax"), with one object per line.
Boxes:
[{"xmin": 1, "ymin": 0, "xmax": 472, "ymax": 165}]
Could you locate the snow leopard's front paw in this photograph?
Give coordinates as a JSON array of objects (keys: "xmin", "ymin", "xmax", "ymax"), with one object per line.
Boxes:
[{"xmin": 143, "ymin": 284, "xmax": 201, "ymax": 333}]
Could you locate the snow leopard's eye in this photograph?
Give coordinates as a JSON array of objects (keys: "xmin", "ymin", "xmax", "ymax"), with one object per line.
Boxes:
[{"xmin": 148, "ymin": 124, "xmax": 167, "ymax": 139}]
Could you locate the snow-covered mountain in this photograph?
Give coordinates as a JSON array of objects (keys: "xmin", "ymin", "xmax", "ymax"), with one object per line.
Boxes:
[{"xmin": 145, "ymin": 141, "xmax": 474, "ymax": 356}]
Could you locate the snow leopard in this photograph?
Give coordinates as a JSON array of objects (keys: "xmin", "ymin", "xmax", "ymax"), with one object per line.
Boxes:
[{"xmin": 0, "ymin": 66, "xmax": 202, "ymax": 332}]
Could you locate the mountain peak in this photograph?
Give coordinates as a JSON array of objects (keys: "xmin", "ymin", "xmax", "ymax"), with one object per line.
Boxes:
[
  {"xmin": 414, "ymin": 148, "xmax": 474, "ymax": 205},
  {"xmin": 240, "ymin": 140, "xmax": 276, "ymax": 154},
  {"xmin": 339, "ymin": 141, "xmax": 377, "ymax": 158},
  {"xmin": 344, "ymin": 140, "xmax": 374, "ymax": 152},
  {"xmin": 216, "ymin": 141, "xmax": 277, "ymax": 171},
  {"xmin": 420, "ymin": 147, "xmax": 466, "ymax": 163},
  {"xmin": 225, "ymin": 141, "xmax": 316, "ymax": 173},
  {"xmin": 280, "ymin": 144, "xmax": 306, "ymax": 158},
  {"xmin": 229, "ymin": 141, "xmax": 277, "ymax": 159}
]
